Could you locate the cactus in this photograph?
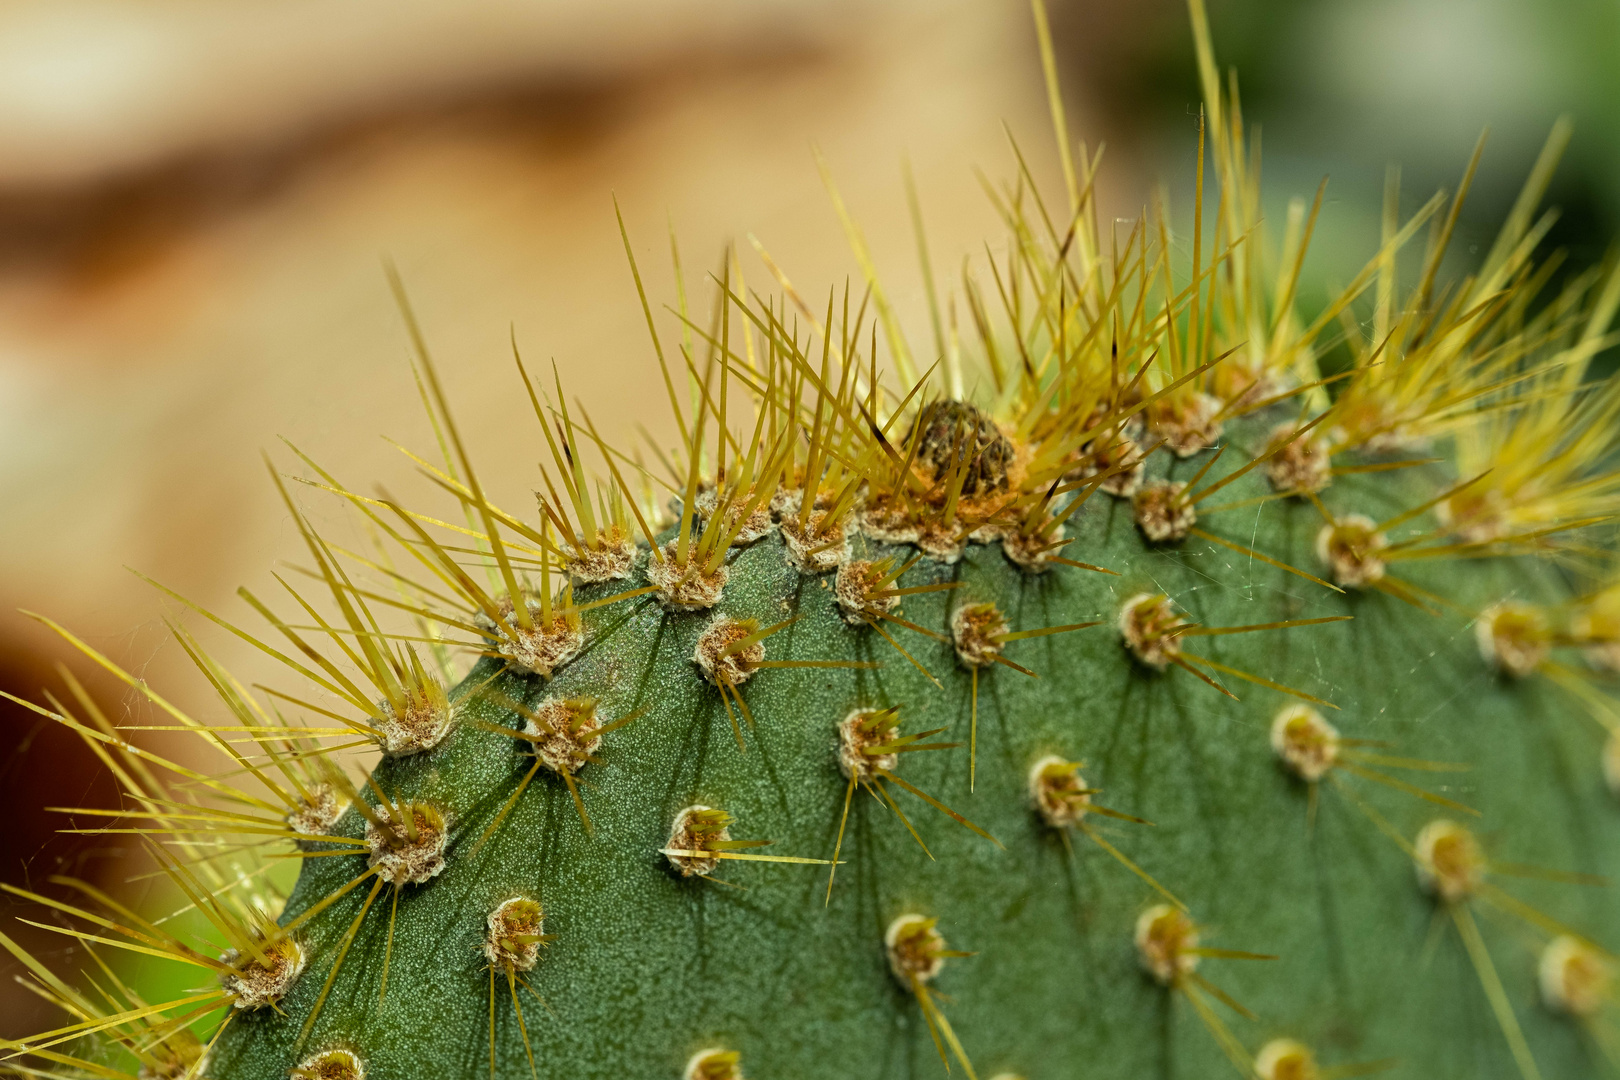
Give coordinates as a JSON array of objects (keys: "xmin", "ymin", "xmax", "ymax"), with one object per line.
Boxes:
[{"xmin": 4, "ymin": 3, "xmax": 1619, "ymax": 1079}]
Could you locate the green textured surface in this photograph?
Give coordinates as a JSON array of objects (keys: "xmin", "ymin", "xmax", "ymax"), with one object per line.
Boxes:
[{"xmin": 210, "ymin": 415, "xmax": 1617, "ymax": 1080}]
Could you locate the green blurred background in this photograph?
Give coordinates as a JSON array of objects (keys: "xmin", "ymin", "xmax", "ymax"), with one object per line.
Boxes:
[{"xmin": 1069, "ymin": 0, "xmax": 1618, "ymax": 308}]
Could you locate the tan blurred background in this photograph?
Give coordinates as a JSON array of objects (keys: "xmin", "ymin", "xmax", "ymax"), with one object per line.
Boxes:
[{"xmin": 2, "ymin": 0, "xmax": 1614, "ymax": 1033}]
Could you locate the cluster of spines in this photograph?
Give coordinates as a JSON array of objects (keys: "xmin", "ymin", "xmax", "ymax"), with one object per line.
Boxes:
[{"xmin": 5, "ymin": 0, "xmax": 1620, "ymax": 1077}]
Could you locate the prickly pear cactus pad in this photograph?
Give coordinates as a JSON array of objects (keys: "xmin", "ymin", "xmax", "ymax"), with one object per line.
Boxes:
[{"xmin": 4, "ymin": 3, "xmax": 1619, "ymax": 1079}]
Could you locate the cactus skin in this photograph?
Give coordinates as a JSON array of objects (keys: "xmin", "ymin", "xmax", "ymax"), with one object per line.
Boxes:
[
  {"xmin": 194, "ymin": 423, "xmax": 1615, "ymax": 1080},
  {"xmin": 7, "ymin": 6, "xmax": 1620, "ymax": 1080}
]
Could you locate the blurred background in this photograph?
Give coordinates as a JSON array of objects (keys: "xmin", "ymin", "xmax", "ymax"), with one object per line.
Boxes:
[{"xmin": 2, "ymin": 0, "xmax": 1615, "ymax": 1032}]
